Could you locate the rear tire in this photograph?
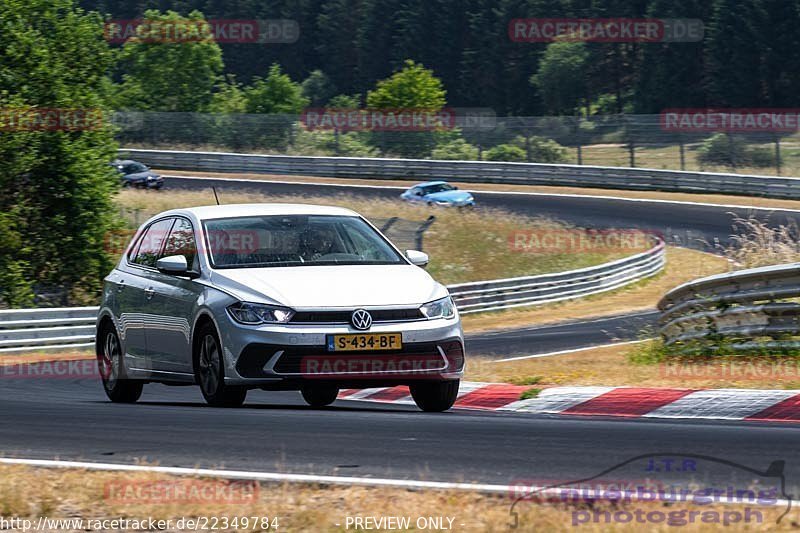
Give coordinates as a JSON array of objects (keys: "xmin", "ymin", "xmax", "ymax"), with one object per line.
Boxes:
[
  {"xmin": 97, "ymin": 325, "xmax": 143, "ymax": 403},
  {"xmin": 195, "ymin": 323, "xmax": 247, "ymax": 408},
  {"xmin": 301, "ymin": 385, "xmax": 339, "ymax": 407},
  {"xmin": 410, "ymin": 380, "xmax": 460, "ymax": 412}
]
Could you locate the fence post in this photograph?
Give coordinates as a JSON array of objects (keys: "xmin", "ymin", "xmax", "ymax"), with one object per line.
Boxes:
[
  {"xmin": 628, "ymin": 140, "xmax": 635, "ymax": 167},
  {"xmin": 415, "ymin": 216, "xmax": 437, "ymax": 251},
  {"xmin": 775, "ymin": 136, "xmax": 782, "ymax": 176},
  {"xmin": 624, "ymin": 114, "xmax": 635, "ymax": 167},
  {"xmin": 380, "ymin": 217, "xmax": 399, "ymax": 233},
  {"xmin": 679, "ymin": 136, "xmax": 686, "ymax": 171},
  {"xmin": 524, "ymin": 132, "xmax": 532, "ymax": 162}
]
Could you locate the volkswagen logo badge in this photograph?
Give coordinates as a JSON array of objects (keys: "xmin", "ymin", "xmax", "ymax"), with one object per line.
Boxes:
[{"xmin": 351, "ymin": 309, "xmax": 373, "ymax": 330}]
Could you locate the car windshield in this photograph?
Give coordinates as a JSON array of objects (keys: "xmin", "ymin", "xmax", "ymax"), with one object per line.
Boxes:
[
  {"xmin": 421, "ymin": 183, "xmax": 455, "ymax": 194},
  {"xmin": 121, "ymin": 162, "xmax": 148, "ymax": 174},
  {"xmin": 203, "ymin": 214, "xmax": 404, "ymax": 268}
]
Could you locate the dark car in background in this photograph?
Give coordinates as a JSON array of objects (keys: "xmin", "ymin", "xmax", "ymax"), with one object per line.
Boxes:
[{"xmin": 111, "ymin": 159, "xmax": 164, "ymax": 189}]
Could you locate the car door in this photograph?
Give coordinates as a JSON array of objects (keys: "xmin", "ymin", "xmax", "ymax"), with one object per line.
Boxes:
[
  {"xmin": 409, "ymin": 187, "xmax": 425, "ymax": 202},
  {"xmin": 142, "ymin": 216, "xmax": 202, "ymax": 376},
  {"xmin": 122, "ymin": 217, "xmax": 175, "ymax": 373}
]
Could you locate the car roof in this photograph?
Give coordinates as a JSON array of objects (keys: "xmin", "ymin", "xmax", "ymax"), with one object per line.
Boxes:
[
  {"xmin": 414, "ymin": 181, "xmax": 449, "ymax": 187},
  {"xmin": 156, "ymin": 204, "xmax": 361, "ymax": 221},
  {"xmin": 112, "ymin": 159, "xmax": 140, "ymax": 165}
]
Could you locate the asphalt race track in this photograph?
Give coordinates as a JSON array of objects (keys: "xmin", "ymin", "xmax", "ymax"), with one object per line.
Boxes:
[
  {"xmin": 1, "ymin": 376, "xmax": 799, "ymax": 495},
  {"xmin": 166, "ymin": 175, "xmax": 800, "ymax": 248},
  {"xmin": 4, "ymin": 174, "xmax": 799, "ymax": 495},
  {"xmin": 466, "ymin": 311, "xmax": 659, "ymax": 359}
]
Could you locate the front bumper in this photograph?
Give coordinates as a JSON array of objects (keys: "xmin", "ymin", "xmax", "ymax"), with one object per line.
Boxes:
[{"xmin": 218, "ymin": 315, "xmax": 465, "ymax": 387}]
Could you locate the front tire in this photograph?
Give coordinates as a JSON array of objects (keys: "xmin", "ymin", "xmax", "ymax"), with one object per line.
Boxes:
[
  {"xmin": 301, "ymin": 385, "xmax": 339, "ymax": 407},
  {"xmin": 97, "ymin": 326, "xmax": 143, "ymax": 403},
  {"xmin": 410, "ymin": 380, "xmax": 460, "ymax": 412},
  {"xmin": 195, "ymin": 324, "xmax": 247, "ymax": 408}
]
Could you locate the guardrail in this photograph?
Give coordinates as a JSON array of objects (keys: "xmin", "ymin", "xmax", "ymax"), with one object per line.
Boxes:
[
  {"xmin": 122, "ymin": 148, "xmax": 800, "ymax": 200},
  {"xmin": 0, "ymin": 307, "xmax": 98, "ymax": 353},
  {"xmin": 450, "ymin": 238, "xmax": 665, "ymax": 314},
  {"xmin": 1, "ymin": 239, "xmax": 665, "ymax": 351},
  {"xmin": 658, "ymin": 262, "xmax": 800, "ymax": 351}
]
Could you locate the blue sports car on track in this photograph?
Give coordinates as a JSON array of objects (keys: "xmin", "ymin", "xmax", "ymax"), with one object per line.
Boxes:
[{"xmin": 400, "ymin": 181, "xmax": 475, "ymax": 207}]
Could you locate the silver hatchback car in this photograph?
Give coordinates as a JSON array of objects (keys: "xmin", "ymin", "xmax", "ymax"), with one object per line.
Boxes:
[{"xmin": 97, "ymin": 204, "xmax": 465, "ymax": 411}]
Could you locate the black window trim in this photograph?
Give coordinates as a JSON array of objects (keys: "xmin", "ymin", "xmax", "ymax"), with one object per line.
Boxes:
[
  {"xmin": 125, "ymin": 217, "xmax": 176, "ymax": 272},
  {"xmin": 161, "ymin": 215, "xmax": 202, "ymax": 277}
]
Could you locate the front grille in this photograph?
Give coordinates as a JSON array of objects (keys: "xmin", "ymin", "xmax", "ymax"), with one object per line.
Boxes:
[
  {"xmin": 236, "ymin": 340, "xmax": 463, "ymax": 378},
  {"xmin": 290, "ymin": 308, "xmax": 425, "ymax": 324}
]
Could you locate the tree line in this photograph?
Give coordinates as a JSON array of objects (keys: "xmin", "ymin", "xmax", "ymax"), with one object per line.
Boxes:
[{"xmin": 82, "ymin": 0, "xmax": 800, "ymax": 116}]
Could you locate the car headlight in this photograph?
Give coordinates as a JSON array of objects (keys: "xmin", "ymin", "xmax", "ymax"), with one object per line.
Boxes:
[
  {"xmin": 227, "ymin": 302, "xmax": 294, "ymax": 324},
  {"xmin": 421, "ymin": 296, "xmax": 456, "ymax": 319}
]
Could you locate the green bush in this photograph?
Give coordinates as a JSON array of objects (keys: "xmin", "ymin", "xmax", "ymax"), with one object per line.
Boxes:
[
  {"xmin": 484, "ymin": 144, "xmax": 527, "ymax": 162},
  {"xmin": 291, "ymin": 129, "xmax": 377, "ymax": 157},
  {"xmin": 748, "ymin": 146, "xmax": 779, "ymax": 168},
  {"xmin": 697, "ymin": 133, "xmax": 779, "ymax": 168},
  {"xmin": 431, "ymin": 138, "xmax": 479, "ymax": 160},
  {"xmin": 518, "ymin": 136, "xmax": 569, "ymax": 163},
  {"xmin": 484, "ymin": 136, "xmax": 568, "ymax": 163}
]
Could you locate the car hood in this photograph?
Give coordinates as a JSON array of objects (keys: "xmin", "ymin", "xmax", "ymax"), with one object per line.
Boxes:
[
  {"xmin": 210, "ymin": 264, "xmax": 447, "ymax": 308},
  {"xmin": 425, "ymin": 190, "xmax": 473, "ymax": 202}
]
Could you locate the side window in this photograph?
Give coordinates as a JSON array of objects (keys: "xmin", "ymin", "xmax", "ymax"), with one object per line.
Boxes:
[
  {"xmin": 131, "ymin": 218, "xmax": 174, "ymax": 268},
  {"xmin": 162, "ymin": 217, "xmax": 199, "ymax": 271}
]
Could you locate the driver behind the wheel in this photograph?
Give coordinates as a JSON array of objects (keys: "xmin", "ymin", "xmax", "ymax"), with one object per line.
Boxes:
[{"xmin": 302, "ymin": 226, "xmax": 336, "ymax": 261}]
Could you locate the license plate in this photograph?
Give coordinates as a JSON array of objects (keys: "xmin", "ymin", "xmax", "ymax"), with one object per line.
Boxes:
[{"xmin": 327, "ymin": 333, "xmax": 402, "ymax": 352}]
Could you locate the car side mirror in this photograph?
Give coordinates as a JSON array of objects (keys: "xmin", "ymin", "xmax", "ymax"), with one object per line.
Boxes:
[
  {"xmin": 405, "ymin": 250, "xmax": 429, "ymax": 267},
  {"xmin": 156, "ymin": 255, "xmax": 190, "ymax": 275}
]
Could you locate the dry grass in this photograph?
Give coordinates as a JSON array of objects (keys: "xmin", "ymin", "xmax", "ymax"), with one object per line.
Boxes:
[
  {"xmin": 160, "ymin": 169, "xmax": 800, "ymax": 211},
  {"xmin": 0, "ymin": 464, "xmax": 795, "ymax": 532},
  {"xmin": 116, "ymin": 189, "xmax": 644, "ymax": 285},
  {"xmin": 467, "ymin": 341, "xmax": 800, "ymax": 390},
  {"xmin": 461, "ymin": 247, "xmax": 730, "ymax": 334},
  {"xmin": 720, "ymin": 215, "xmax": 800, "ymax": 268}
]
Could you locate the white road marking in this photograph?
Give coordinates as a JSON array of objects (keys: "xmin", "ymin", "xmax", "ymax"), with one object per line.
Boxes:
[
  {"xmin": 339, "ymin": 388, "xmax": 387, "ymax": 400},
  {"xmin": 0, "ymin": 457, "xmax": 790, "ymax": 510},
  {"xmin": 468, "ymin": 310, "xmax": 658, "ymax": 337},
  {"xmin": 643, "ymin": 389, "xmax": 800, "ymax": 420},
  {"xmin": 492, "ymin": 339, "xmax": 652, "ymax": 363},
  {"xmin": 0, "ymin": 457, "xmax": 512, "ymax": 494},
  {"xmin": 499, "ymin": 386, "xmax": 615, "ymax": 413}
]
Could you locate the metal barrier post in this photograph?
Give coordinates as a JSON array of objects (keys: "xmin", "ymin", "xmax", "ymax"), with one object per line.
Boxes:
[{"xmin": 415, "ymin": 216, "xmax": 437, "ymax": 252}]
